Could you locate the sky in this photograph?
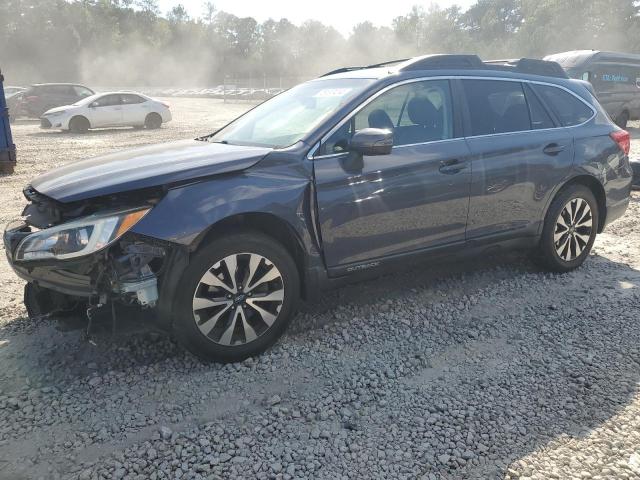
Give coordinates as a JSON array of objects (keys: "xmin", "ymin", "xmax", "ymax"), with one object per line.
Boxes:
[{"xmin": 156, "ymin": 0, "xmax": 477, "ymax": 36}]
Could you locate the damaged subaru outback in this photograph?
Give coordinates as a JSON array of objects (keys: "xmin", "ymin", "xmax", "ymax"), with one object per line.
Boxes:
[{"xmin": 4, "ymin": 55, "xmax": 633, "ymax": 362}]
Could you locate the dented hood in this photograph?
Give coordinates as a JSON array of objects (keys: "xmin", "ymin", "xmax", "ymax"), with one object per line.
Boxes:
[{"xmin": 30, "ymin": 139, "xmax": 271, "ymax": 203}]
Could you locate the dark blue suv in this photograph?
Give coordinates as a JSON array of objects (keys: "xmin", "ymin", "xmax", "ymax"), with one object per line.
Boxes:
[{"xmin": 3, "ymin": 55, "xmax": 633, "ymax": 362}]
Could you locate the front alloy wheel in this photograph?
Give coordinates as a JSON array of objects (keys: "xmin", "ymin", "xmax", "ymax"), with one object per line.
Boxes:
[
  {"xmin": 174, "ymin": 231, "xmax": 299, "ymax": 362},
  {"xmin": 193, "ymin": 253, "xmax": 284, "ymax": 346}
]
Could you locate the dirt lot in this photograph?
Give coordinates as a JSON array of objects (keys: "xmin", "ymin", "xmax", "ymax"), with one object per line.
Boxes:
[{"xmin": 0, "ymin": 98, "xmax": 639, "ymax": 480}]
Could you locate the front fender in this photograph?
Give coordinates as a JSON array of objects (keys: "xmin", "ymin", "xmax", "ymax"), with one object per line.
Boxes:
[{"xmin": 130, "ymin": 170, "xmax": 315, "ymax": 253}]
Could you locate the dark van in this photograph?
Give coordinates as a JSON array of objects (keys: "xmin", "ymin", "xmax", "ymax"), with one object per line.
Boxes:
[
  {"xmin": 13, "ymin": 83, "xmax": 95, "ymax": 119},
  {"xmin": 545, "ymin": 50, "xmax": 640, "ymax": 128},
  {"xmin": 0, "ymin": 70, "xmax": 16, "ymax": 174}
]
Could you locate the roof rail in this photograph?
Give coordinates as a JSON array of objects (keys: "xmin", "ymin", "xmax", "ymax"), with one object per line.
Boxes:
[
  {"xmin": 320, "ymin": 66, "xmax": 365, "ymax": 77},
  {"xmin": 320, "ymin": 55, "xmax": 569, "ymax": 79},
  {"xmin": 398, "ymin": 54, "xmax": 484, "ymax": 71},
  {"xmin": 365, "ymin": 58, "xmax": 411, "ymax": 68},
  {"xmin": 484, "ymin": 58, "xmax": 568, "ymax": 78},
  {"xmin": 320, "ymin": 59, "xmax": 409, "ymax": 77}
]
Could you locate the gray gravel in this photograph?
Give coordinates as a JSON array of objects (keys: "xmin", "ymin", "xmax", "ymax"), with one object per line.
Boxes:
[{"xmin": 0, "ymin": 101, "xmax": 639, "ymax": 479}]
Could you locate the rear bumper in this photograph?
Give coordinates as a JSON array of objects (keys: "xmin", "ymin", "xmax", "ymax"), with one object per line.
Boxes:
[{"xmin": 604, "ymin": 197, "xmax": 630, "ymax": 228}]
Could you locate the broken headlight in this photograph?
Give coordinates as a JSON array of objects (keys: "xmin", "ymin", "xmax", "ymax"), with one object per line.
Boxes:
[{"xmin": 15, "ymin": 208, "xmax": 150, "ymax": 261}]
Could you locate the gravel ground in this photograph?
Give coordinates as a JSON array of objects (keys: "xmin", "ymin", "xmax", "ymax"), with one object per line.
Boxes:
[{"xmin": 0, "ymin": 99, "xmax": 639, "ymax": 480}]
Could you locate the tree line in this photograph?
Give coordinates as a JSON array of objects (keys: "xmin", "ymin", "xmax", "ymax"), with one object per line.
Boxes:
[{"xmin": 1, "ymin": 0, "xmax": 639, "ymax": 87}]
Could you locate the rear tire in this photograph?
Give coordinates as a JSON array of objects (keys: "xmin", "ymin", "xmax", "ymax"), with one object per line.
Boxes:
[
  {"xmin": 535, "ymin": 184, "xmax": 599, "ymax": 273},
  {"xmin": 69, "ymin": 116, "xmax": 90, "ymax": 133},
  {"xmin": 145, "ymin": 112, "xmax": 162, "ymax": 129},
  {"xmin": 172, "ymin": 231, "xmax": 300, "ymax": 363},
  {"xmin": 615, "ymin": 111, "xmax": 629, "ymax": 129}
]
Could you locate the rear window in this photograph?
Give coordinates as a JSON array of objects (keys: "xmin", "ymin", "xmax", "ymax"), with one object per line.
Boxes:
[
  {"xmin": 463, "ymin": 80, "xmax": 531, "ymax": 135},
  {"xmin": 532, "ymin": 84, "xmax": 593, "ymax": 127}
]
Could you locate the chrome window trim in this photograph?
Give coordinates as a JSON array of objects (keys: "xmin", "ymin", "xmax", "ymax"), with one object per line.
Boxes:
[{"xmin": 310, "ymin": 75, "xmax": 597, "ymax": 160}]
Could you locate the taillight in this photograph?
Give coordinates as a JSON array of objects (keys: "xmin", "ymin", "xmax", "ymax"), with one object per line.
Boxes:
[
  {"xmin": 160, "ymin": 101, "xmax": 170, "ymax": 108},
  {"xmin": 610, "ymin": 130, "xmax": 630, "ymax": 156},
  {"xmin": 25, "ymin": 96, "xmax": 38, "ymax": 102}
]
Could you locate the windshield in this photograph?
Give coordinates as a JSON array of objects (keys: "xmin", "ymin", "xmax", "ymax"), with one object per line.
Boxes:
[{"xmin": 208, "ymin": 78, "xmax": 375, "ymax": 148}]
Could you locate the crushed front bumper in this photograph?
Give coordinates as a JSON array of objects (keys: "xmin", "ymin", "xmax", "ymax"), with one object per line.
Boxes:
[
  {"xmin": 4, "ymin": 222, "xmax": 166, "ymax": 306},
  {"xmin": 4, "ymin": 221, "xmax": 98, "ymax": 297}
]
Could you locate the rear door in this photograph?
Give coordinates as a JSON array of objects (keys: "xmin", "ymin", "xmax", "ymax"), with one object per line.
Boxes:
[
  {"xmin": 461, "ymin": 79, "xmax": 576, "ymax": 241},
  {"xmin": 120, "ymin": 94, "xmax": 148, "ymax": 125},
  {"xmin": 87, "ymin": 94, "xmax": 123, "ymax": 127},
  {"xmin": 314, "ymin": 79, "xmax": 472, "ymax": 271}
]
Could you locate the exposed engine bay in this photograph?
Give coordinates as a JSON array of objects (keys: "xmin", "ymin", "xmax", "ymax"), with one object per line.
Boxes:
[{"xmin": 5, "ymin": 186, "xmax": 175, "ymax": 331}]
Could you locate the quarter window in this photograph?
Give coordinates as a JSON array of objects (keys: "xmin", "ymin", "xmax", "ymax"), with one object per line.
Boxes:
[
  {"xmin": 462, "ymin": 80, "xmax": 531, "ymax": 135},
  {"xmin": 321, "ymin": 79, "xmax": 454, "ymax": 155},
  {"xmin": 532, "ymin": 84, "xmax": 593, "ymax": 127}
]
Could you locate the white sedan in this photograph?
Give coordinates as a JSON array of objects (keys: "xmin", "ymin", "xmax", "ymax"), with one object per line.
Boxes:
[{"xmin": 40, "ymin": 92, "xmax": 172, "ymax": 133}]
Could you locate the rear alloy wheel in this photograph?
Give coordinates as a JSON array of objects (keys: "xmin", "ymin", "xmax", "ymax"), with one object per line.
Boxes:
[
  {"xmin": 553, "ymin": 198, "xmax": 593, "ymax": 262},
  {"xmin": 536, "ymin": 185, "xmax": 598, "ymax": 272},
  {"xmin": 173, "ymin": 232, "xmax": 299, "ymax": 362},
  {"xmin": 145, "ymin": 112, "xmax": 162, "ymax": 129}
]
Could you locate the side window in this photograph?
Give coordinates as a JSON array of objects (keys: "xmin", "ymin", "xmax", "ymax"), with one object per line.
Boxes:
[
  {"xmin": 40, "ymin": 86, "xmax": 58, "ymax": 95},
  {"xmin": 320, "ymin": 79, "xmax": 454, "ymax": 155},
  {"xmin": 463, "ymin": 80, "xmax": 531, "ymax": 135},
  {"xmin": 121, "ymin": 94, "xmax": 145, "ymax": 105},
  {"xmin": 91, "ymin": 94, "xmax": 121, "ymax": 107},
  {"xmin": 532, "ymin": 85, "xmax": 593, "ymax": 127},
  {"xmin": 523, "ymin": 84, "xmax": 555, "ymax": 130},
  {"xmin": 48, "ymin": 85, "xmax": 75, "ymax": 96}
]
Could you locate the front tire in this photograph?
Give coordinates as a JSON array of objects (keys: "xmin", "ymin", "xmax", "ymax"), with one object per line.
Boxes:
[
  {"xmin": 536, "ymin": 185, "xmax": 598, "ymax": 273},
  {"xmin": 69, "ymin": 116, "xmax": 90, "ymax": 133},
  {"xmin": 172, "ymin": 231, "xmax": 300, "ymax": 362}
]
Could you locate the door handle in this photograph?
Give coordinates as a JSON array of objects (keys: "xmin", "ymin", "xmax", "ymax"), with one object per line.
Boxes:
[
  {"xmin": 543, "ymin": 143, "xmax": 566, "ymax": 156},
  {"xmin": 439, "ymin": 158, "xmax": 467, "ymax": 174}
]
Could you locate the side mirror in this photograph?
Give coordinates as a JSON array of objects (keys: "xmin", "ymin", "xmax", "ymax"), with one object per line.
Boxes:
[
  {"xmin": 89, "ymin": 102, "xmax": 97, "ymax": 108},
  {"xmin": 349, "ymin": 128, "xmax": 393, "ymax": 156}
]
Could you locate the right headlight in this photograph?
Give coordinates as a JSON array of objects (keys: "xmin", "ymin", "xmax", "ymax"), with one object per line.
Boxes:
[{"xmin": 15, "ymin": 208, "xmax": 150, "ymax": 261}]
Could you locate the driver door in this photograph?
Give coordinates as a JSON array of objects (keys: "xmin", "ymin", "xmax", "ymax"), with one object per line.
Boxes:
[
  {"xmin": 88, "ymin": 94, "xmax": 123, "ymax": 127},
  {"xmin": 313, "ymin": 79, "xmax": 472, "ymax": 271}
]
